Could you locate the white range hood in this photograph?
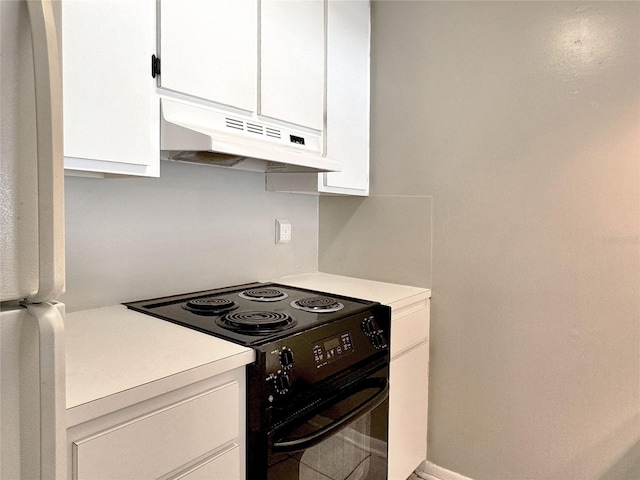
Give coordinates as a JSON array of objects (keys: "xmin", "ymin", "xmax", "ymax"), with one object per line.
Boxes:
[{"xmin": 160, "ymin": 98, "xmax": 341, "ymax": 174}]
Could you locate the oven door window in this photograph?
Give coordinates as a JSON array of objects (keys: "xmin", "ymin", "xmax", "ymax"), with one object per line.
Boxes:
[{"xmin": 268, "ymin": 376, "xmax": 389, "ymax": 480}]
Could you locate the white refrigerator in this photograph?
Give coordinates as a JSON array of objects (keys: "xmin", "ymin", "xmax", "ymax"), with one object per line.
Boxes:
[{"xmin": 0, "ymin": 1, "xmax": 66, "ymax": 478}]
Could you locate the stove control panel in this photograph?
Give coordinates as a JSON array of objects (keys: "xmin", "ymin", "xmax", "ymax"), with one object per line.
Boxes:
[
  {"xmin": 261, "ymin": 307, "xmax": 390, "ymax": 404},
  {"xmin": 312, "ymin": 331, "xmax": 353, "ymax": 368}
]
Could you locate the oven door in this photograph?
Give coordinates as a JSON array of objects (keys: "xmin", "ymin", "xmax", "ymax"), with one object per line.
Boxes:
[{"xmin": 267, "ymin": 366, "xmax": 389, "ymax": 480}]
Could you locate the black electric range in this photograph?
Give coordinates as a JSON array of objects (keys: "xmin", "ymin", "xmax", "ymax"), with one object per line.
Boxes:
[{"xmin": 125, "ymin": 282, "xmax": 391, "ymax": 480}]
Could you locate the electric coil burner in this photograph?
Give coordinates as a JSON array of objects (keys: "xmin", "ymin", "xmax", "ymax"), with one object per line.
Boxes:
[
  {"xmin": 238, "ymin": 287, "xmax": 288, "ymax": 302},
  {"xmin": 290, "ymin": 296, "xmax": 344, "ymax": 313},
  {"xmin": 183, "ymin": 297, "xmax": 238, "ymax": 315},
  {"xmin": 125, "ymin": 283, "xmax": 392, "ymax": 480},
  {"xmin": 217, "ymin": 310, "xmax": 296, "ymax": 334}
]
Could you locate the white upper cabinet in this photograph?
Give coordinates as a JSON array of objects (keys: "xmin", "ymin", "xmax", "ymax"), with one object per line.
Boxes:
[
  {"xmin": 323, "ymin": 0, "xmax": 370, "ymax": 194},
  {"xmin": 62, "ymin": 0, "xmax": 159, "ymax": 177},
  {"xmin": 260, "ymin": 0, "xmax": 325, "ymax": 131},
  {"xmin": 266, "ymin": 0, "xmax": 371, "ymax": 195},
  {"xmin": 158, "ymin": 0, "xmax": 257, "ymax": 112},
  {"xmin": 158, "ymin": 0, "xmax": 325, "ymax": 132}
]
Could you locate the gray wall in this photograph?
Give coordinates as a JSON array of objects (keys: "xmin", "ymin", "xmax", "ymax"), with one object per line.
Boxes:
[
  {"xmin": 319, "ymin": 195, "xmax": 432, "ymax": 287},
  {"xmin": 322, "ymin": 1, "xmax": 640, "ymax": 479},
  {"xmin": 63, "ymin": 161, "xmax": 319, "ymax": 311}
]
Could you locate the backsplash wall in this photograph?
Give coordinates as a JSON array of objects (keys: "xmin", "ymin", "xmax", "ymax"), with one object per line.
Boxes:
[
  {"xmin": 319, "ymin": 195, "xmax": 432, "ymax": 288},
  {"xmin": 62, "ymin": 161, "xmax": 319, "ymax": 312}
]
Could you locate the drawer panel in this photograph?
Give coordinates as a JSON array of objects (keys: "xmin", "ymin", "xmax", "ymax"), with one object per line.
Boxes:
[
  {"xmin": 389, "ymin": 342, "xmax": 429, "ymax": 479},
  {"xmin": 174, "ymin": 445, "xmax": 240, "ymax": 480},
  {"xmin": 391, "ymin": 305, "xmax": 429, "ymax": 358},
  {"xmin": 74, "ymin": 382, "xmax": 239, "ymax": 479}
]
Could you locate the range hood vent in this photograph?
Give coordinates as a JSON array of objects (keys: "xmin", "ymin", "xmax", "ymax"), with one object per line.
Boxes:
[
  {"xmin": 225, "ymin": 117, "xmax": 244, "ymax": 131},
  {"xmin": 225, "ymin": 116, "xmax": 282, "ymax": 139},
  {"xmin": 160, "ymin": 98, "xmax": 340, "ymax": 174}
]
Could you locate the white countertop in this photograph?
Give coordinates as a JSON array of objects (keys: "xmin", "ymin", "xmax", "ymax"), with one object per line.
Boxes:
[
  {"xmin": 65, "ymin": 305, "xmax": 254, "ymax": 420},
  {"xmin": 273, "ymin": 272, "xmax": 431, "ymax": 309}
]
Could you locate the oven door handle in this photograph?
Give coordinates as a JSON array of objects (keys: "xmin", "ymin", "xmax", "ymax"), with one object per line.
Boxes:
[{"xmin": 272, "ymin": 377, "xmax": 389, "ymax": 453}]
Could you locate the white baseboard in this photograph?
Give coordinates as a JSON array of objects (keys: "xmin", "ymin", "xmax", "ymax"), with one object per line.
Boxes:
[{"xmin": 415, "ymin": 461, "xmax": 474, "ymax": 480}]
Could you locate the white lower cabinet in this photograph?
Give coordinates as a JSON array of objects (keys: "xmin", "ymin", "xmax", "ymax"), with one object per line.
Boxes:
[
  {"xmin": 388, "ymin": 297, "xmax": 430, "ymax": 480},
  {"xmin": 67, "ymin": 370, "xmax": 245, "ymax": 480},
  {"xmin": 389, "ymin": 345, "xmax": 429, "ymax": 480},
  {"xmin": 173, "ymin": 447, "xmax": 240, "ymax": 480}
]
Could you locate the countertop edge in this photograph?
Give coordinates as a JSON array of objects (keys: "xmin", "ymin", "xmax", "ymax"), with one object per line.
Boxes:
[
  {"xmin": 65, "ymin": 305, "xmax": 254, "ymax": 417},
  {"xmin": 66, "ymin": 349, "xmax": 254, "ymax": 427}
]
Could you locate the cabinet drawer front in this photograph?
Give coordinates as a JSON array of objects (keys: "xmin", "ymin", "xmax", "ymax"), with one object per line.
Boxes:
[
  {"xmin": 174, "ymin": 445, "xmax": 240, "ymax": 480},
  {"xmin": 73, "ymin": 382, "xmax": 239, "ymax": 480},
  {"xmin": 391, "ymin": 305, "xmax": 430, "ymax": 358},
  {"xmin": 389, "ymin": 343, "xmax": 429, "ymax": 479}
]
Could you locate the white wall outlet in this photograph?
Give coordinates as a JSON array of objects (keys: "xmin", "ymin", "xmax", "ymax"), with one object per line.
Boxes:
[{"xmin": 276, "ymin": 219, "xmax": 292, "ymax": 244}]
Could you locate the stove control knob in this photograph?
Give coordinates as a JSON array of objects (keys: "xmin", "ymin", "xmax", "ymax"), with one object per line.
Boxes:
[
  {"xmin": 371, "ymin": 332, "xmax": 388, "ymax": 349},
  {"xmin": 279, "ymin": 348, "xmax": 295, "ymax": 369},
  {"xmin": 362, "ymin": 318, "xmax": 376, "ymax": 335},
  {"xmin": 274, "ymin": 373, "xmax": 290, "ymax": 394}
]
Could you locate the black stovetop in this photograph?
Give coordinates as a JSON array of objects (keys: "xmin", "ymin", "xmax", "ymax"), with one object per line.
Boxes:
[{"xmin": 124, "ymin": 283, "xmax": 378, "ymax": 347}]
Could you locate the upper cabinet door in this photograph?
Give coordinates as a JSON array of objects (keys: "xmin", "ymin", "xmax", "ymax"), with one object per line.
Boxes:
[
  {"xmin": 264, "ymin": 0, "xmax": 370, "ymax": 196},
  {"xmin": 260, "ymin": 0, "xmax": 325, "ymax": 131},
  {"xmin": 158, "ymin": 0, "xmax": 258, "ymax": 112},
  {"xmin": 63, "ymin": 0, "xmax": 159, "ymax": 176},
  {"xmin": 323, "ymin": 0, "xmax": 370, "ymax": 193}
]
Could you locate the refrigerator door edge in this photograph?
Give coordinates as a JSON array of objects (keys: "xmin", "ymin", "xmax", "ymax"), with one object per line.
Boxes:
[
  {"xmin": 24, "ymin": 302, "xmax": 66, "ymax": 479},
  {"xmin": 26, "ymin": 0, "xmax": 65, "ymax": 304}
]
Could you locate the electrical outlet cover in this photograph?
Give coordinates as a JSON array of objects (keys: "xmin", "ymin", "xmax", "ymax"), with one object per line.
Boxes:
[{"xmin": 276, "ymin": 219, "xmax": 292, "ymax": 244}]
